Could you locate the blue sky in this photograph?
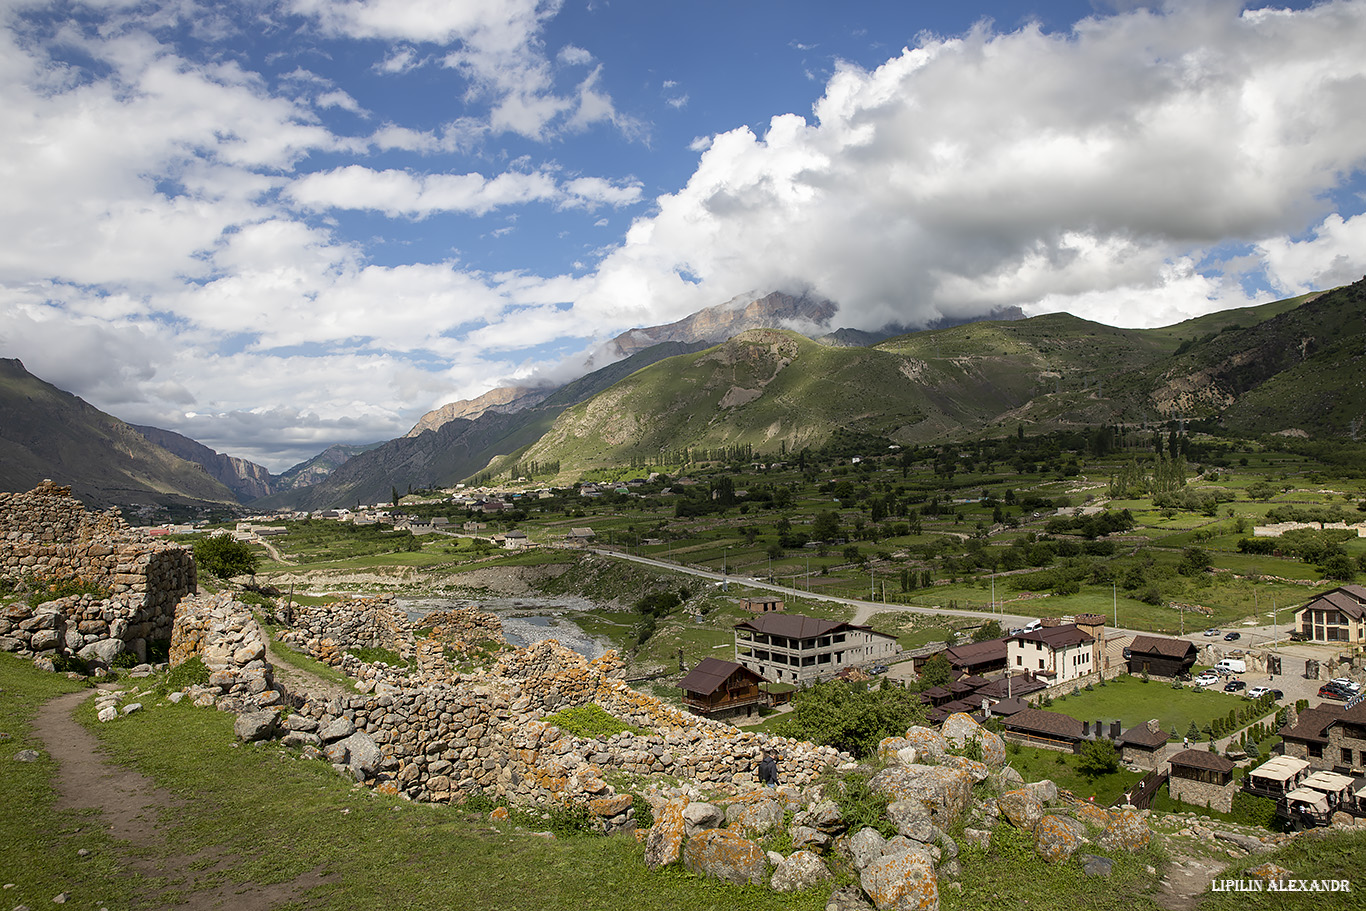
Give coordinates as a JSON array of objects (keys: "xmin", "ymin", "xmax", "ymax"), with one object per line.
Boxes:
[{"xmin": 2, "ymin": 0, "xmax": 1364, "ymax": 471}]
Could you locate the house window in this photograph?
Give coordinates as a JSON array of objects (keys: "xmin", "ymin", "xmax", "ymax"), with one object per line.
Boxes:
[
  {"xmin": 1309, "ymin": 744, "xmax": 1323, "ymax": 758},
  {"xmin": 1343, "ymin": 748, "xmax": 1354, "ymax": 763}
]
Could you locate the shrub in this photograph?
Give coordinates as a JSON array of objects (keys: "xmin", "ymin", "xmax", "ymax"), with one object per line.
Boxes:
[{"xmin": 544, "ymin": 704, "xmax": 644, "ymax": 739}]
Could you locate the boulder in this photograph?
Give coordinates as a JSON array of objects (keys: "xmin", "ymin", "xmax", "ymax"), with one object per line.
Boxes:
[
  {"xmin": 902, "ymin": 727, "xmax": 946, "ymax": 762},
  {"xmin": 793, "ymin": 798, "xmax": 845, "ymax": 834},
  {"xmin": 725, "ymin": 798, "xmax": 783, "ymax": 836},
  {"xmin": 869, "ymin": 765, "xmax": 972, "ymax": 827},
  {"xmin": 234, "ymin": 710, "xmax": 279, "ymax": 742},
  {"xmin": 886, "ymin": 799, "xmax": 934, "ymax": 843},
  {"xmin": 683, "ymin": 828, "xmax": 768, "ymax": 886},
  {"xmin": 770, "ymin": 850, "xmax": 830, "ymax": 892},
  {"xmin": 1025, "ymin": 780, "xmax": 1058, "ymax": 804},
  {"xmin": 848, "ymin": 827, "xmax": 888, "ymax": 871},
  {"xmin": 682, "ymin": 801, "xmax": 725, "ymax": 836},
  {"xmin": 939, "ymin": 754, "xmax": 989, "ymax": 783},
  {"xmin": 1034, "ymin": 815, "xmax": 1087, "ymax": 863},
  {"xmin": 319, "ymin": 717, "xmax": 356, "ymax": 743},
  {"xmin": 790, "ymin": 825, "xmax": 831, "ymax": 850},
  {"xmin": 1099, "ymin": 808, "xmax": 1150, "ymax": 851},
  {"xmin": 859, "ymin": 845, "xmax": 938, "ymax": 911},
  {"xmin": 997, "ymin": 789, "xmax": 1044, "ymax": 833},
  {"xmin": 1079, "ymin": 853, "xmax": 1113, "ymax": 877},
  {"xmin": 339, "ymin": 731, "xmax": 382, "ymax": 778},
  {"xmin": 644, "ymin": 797, "xmax": 688, "ymax": 869},
  {"xmin": 96, "ymin": 705, "xmax": 118, "ymax": 723}
]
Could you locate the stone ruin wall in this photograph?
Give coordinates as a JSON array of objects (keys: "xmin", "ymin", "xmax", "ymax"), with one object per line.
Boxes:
[
  {"xmin": 0, "ymin": 482, "xmax": 196, "ymax": 662},
  {"xmin": 184, "ymin": 595, "xmax": 846, "ymax": 814}
]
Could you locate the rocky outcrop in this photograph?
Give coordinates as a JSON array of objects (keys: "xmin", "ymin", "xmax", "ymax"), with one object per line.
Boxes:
[{"xmin": 683, "ymin": 828, "xmax": 768, "ymax": 885}]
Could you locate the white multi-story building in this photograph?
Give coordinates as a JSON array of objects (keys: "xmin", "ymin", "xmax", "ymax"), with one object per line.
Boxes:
[
  {"xmin": 1006, "ymin": 624, "xmax": 1096, "ymax": 684},
  {"xmin": 734, "ymin": 613, "xmax": 900, "ymax": 685}
]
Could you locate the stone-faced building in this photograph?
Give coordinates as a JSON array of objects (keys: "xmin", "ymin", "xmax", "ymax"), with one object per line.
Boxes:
[
  {"xmin": 1168, "ymin": 748, "xmax": 1237, "ymax": 813},
  {"xmin": 1293, "ymin": 585, "xmax": 1366, "ymax": 645},
  {"xmin": 733, "ymin": 613, "xmax": 900, "ymax": 685},
  {"xmin": 999, "ymin": 707, "xmax": 1085, "ymax": 753},
  {"xmin": 1126, "ymin": 635, "xmax": 1198, "ymax": 678},
  {"xmin": 1118, "ymin": 720, "xmax": 1172, "ymax": 771},
  {"xmin": 1278, "ymin": 701, "xmax": 1366, "ymax": 776}
]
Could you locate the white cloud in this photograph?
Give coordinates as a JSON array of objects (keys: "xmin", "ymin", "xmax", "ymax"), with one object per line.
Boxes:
[
  {"xmin": 571, "ymin": 2, "xmax": 1366, "ymax": 332},
  {"xmin": 286, "ymin": 165, "xmax": 562, "ymax": 217},
  {"xmin": 1257, "ymin": 213, "xmax": 1366, "ymax": 295}
]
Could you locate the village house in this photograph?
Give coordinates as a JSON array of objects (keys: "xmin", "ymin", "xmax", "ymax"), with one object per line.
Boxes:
[
  {"xmin": 1278, "ymin": 702, "xmax": 1366, "ymax": 776},
  {"xmin": 1125, "ymin": 635, "xmax": 1198, "ymax": 678},
  {"xmin": 1118, "ymin": 720, "xmax": 1172, "ymax": 771},
  {"xmin": 741, "ymin": 597, "xmax": 784, "ymax": 614},
  {"xmin": 1293, "ymin": 585, "xmax": 1366, "ymax": 644},
  {"xmin": 733, "ymin": 613, "xmax": 900, "ymax": 685},
  {"xmin": 1168, "ymin": 749, "xmax": 1238, "ymax": 812},
  {"xmin": 678, "ymin": 658, "xmax": 770, "ymax": 720},
  {"xmin": 999, "ymin": 707, "xmax": 1085, "ymax": 753},
  {"xmin": 1005, "ymin": 622, "xmax": 1097, "ymax": 684}
]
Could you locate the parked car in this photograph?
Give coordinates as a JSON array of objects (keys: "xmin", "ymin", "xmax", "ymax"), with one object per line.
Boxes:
[
  {"xmin": 1289, "ymin": 631, "xmax": 1309, "ymax": 642},
  {"xmin": 1271, "ymin": 689, "xmax": 1284, "ymax": 700},
  {"xmin": 1203, "ymin": 628, "xmax": 1220, "ymax": 637},
  {"xmin": 1247, "ymin": 685, "xmax": 1271, "ymax": 699},
  {"xmin": 1224, "ymin": 679, "xmax": 1247, "ymax": 692},
  {"xmin": 1318, "ymin": 683, "xmax": 1351, "ymax": 701},
  {"xmin": 869, "ymin": 664, "xmax": 889, "ymax": 675},
  {"xmin": 1194, "ymin": 672, "xmax": 1220, "ymax": 688},
  {"xmin": 1329, "ymin": 677, "xmax": 1361, "ymax": 694},
  {"xmin": 1223, "ymin": 631, "xmax": 1241, "ymax": 641}
]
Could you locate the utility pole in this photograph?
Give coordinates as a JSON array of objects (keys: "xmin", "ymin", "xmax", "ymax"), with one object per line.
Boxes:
[{"xmin": 1113, "ymin": 582, "xmax": 1117, "ymax": 629}]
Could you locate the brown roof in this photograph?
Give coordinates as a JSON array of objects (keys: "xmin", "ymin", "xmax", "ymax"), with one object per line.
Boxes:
[
  {"xmin": 1128, "ymin": 635, "xmax": 1197, "ymax": 660},
  {"xmin": 976, "ymin": 672, "xmax": 1047, "ymax": 700},
  {"xmin": 1296, "ymin": 585, "xmax": 1366, "ymax": 621},
  {"xmin": 1168, "ymin": 749, "xmax": 1235, "ymax": 774},
  {"xmin": 1010, "ymin": 624, "xmax": 1094, "ymax": 649},
  {"xmin": 944, "ymin": 638, "xmax": 1007, "ymax": 667},
  {"xmin": 1002, "ymin": 708, "xmax": 1085, "ymax": 741},
  {"xmin": 678, "ymin": 657, "xmax": 767, "ymax": 695},
  {"xmin": 734, "ymin": 613, "xmax": 879, "ymax": 640},
  {"xmin": 1279, "ymin": 704, "xmax": 1347, "ymax": 745},
  {"xmin": 1119, "ymin": 722, "xmax": 1171, "ymax": 749},
  {"xmin": 987, "ymin": 697, "xmax": 1028, "ymax": 716}
]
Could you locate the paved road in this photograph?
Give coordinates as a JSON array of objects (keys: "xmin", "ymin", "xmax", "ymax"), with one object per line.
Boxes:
[{"xmin": 591, "ymin": 547, "xmax": 1037, "ymax": 627}]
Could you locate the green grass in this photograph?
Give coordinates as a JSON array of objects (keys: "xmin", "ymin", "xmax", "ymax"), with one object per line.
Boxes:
[
  {"xmin": 0, "ymin": 654, "xmax": 825, "ymax": 911},
  {"xmin": 1042, "ymin": 675, "xmax": 1274, "ymax": 738},
  {"xmin": 1001, "ymin": 742, "xmax": 1146, "ymax": 806},
  {"xmin": 263, "ymin": 629, "xmax": 355, "ymax": 690}
]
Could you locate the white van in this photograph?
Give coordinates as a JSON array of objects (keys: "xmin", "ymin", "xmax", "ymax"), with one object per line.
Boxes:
[{"xmin": 1214, "ymin": 658, "xmax": 1246, "ymax": 675}]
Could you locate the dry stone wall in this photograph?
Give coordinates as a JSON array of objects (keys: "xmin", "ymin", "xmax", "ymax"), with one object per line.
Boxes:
[
  {"xmin": 0, "ymin": 482, "xmax": 194, "ymax": 662},
  {"xmin": 276, "ymin": 595, "xmax": 415, "ymax": 665}
]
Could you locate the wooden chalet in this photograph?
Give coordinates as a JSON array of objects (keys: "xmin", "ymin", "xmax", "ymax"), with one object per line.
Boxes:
[
  {"xmin": 1000, "ymin": 708, "xmax": 1086, "ymax": 753},
  {"xmin": 679, "ymin": 658, "xmax": 770, "ymax": 720},
  {"xmin": 1169, "ymin": 749, "xmax": 1235, "ymax": 786},
  {"xmin": 1126, "ymin": 635, "xmax": 1198, "ymax": 678}
]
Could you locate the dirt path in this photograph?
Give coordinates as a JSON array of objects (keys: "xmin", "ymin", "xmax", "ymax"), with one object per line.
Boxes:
[{"xmin": 33, "ymin": 690, "xmax": 336, "ymax": 910}]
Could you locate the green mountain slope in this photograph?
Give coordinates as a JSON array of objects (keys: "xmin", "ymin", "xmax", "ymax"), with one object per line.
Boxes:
[{"xmin": 0, "ymin": 359, "xmax": 240, "ymax": 509}]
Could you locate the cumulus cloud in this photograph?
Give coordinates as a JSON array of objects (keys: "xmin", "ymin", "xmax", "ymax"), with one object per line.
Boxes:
[{"xmin": 577, "ymin": 2, "xmax": 1366, "ymax": 331}]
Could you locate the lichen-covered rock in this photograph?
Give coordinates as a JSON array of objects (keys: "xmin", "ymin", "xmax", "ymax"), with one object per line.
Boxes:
[
  {"xmin": 683, "ymin": 828, "xmax": 768, "ymax": 886},
  {"xmin": 997, "ymin": 789, "xmax": 1044, "ymax": 833},
  {"xmin": 939, "ymin": 754, "xmax": 989, "ymax": 783},
  {"xmin": 1099, "ymin": 808, "xmax": 1150, "ymax": 852},
  {"xmin": 886, "ymin": 799, "xmax": 934, "ymax": 843},
  {"xmin": 793, "ymin": 798, "xmax": 845, "ymax": 834},
  {"xmin": 1246, "ymin": 862, "xmax": 1292, "ymax": 884},
  {"xmin": 902, "ymin": 727, "xmax": 946, "ymax": 762},
  {"xmin": 860, "ymin": 844, "xmax": 938, "ymax": 911},
  {"xmin": 682, "ymin": 801, "xmax": 724, "ymax": 836},
  {"xmin": 234, "ymin": 710, "xmax": 278, "ymax": 742},
  {"xmin": 1079, "ymin": 853, "xmax": 1113, "ymax": 877},
  {"xmin": 849, "ymin": 827, "xmax": 888, "ymax": 871},
  {"xmin": 725, "ymin": 797, "xmax": 783, "ymax": 836},
  {"xmin": 790, "ymin": 825, "xmax": 831, "ymax": 851},
  {"xmin": 770, "ymin": 850, "xmax": 830, "ymax": 892},
  {"xmin": 1034, "ymin": 815, "xmax": 1087, "ymax": 863},
  {"xmin": 1076, "ymin": 803, "xmax": 1110, "ymax": 829},
  {"xmin": 644, "ymin": 797, "xmax": 688, "ymax": 869},
  {"xmin": 1026, "ymin": 780, "xmax": 1058, "ymax": 804},
  {"xmin": 869, "ymin": 765, "xmax": 972, "ymax": 827},
  {"xmin": 339, "ymin": 731, "xmax": 382, "ymax": 778},
  {"xmin": 940, "ymin": 714, "xmax": 1000, "ymax": 766}
]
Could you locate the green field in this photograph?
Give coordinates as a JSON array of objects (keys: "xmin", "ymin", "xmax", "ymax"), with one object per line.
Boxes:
[{"xmin": 1041, "ymin": 675, "xmax": 1277, "ymax": 739}]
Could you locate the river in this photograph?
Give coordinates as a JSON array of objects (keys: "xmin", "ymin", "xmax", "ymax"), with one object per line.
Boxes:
[{"xmin": 395, "ymin": 595, "xmax": 612, "ymax": 660}]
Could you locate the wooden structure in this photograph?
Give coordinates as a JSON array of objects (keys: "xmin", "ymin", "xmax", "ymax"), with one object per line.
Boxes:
[
  {"xmin": 1000, "ymin": 708, "xmax": 1085, "ymax": 753},
  {"xmin": 1126, "ymin": 635, "xmax": 1198, "ymax": 678},
  {"xmin": 679, "ymin": 658, "xmax": 769, "ymax": 720},
  {"xmin": 1243, "ymin": 755, "xmax": 1311, "ymax": 800}
]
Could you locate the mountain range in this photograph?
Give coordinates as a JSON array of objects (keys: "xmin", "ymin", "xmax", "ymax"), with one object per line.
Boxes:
[{"xmin": 2, "ymin": 279, "xmax": 1363, "ymax": 511}]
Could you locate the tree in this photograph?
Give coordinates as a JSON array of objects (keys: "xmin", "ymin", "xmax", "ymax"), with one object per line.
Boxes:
[
  {"xmin": 1077, "ymin": 738, "xmax": 1119, "ymax": 776},
  {"xmin": 918, "ymin": 653, "xmax": 952, "ymax": 689},
  {"xmin": 193, "ymin": 535, "xmax": 259, "ymax": 582},
  {"xmin": 973, "ymin": 620, "xmax": 1003, "ymax": 642},
  {"xmin": 812, "ymin": 511, "xmax": 840, "ymax": 542},
  {"xmin": 773, "ymin": 680, "xmax": 926, "ymax": 757}
]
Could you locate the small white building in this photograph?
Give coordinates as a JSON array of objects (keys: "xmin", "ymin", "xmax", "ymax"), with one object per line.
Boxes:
[{"xmin": 734, "ymin": 613, "xmax": 900, "ymax": 685}]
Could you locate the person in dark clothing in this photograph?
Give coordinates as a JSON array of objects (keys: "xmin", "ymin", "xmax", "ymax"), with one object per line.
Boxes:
[{"xmin": 758, "ymin": 751, "xmax": 778, "ymax": 787}]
